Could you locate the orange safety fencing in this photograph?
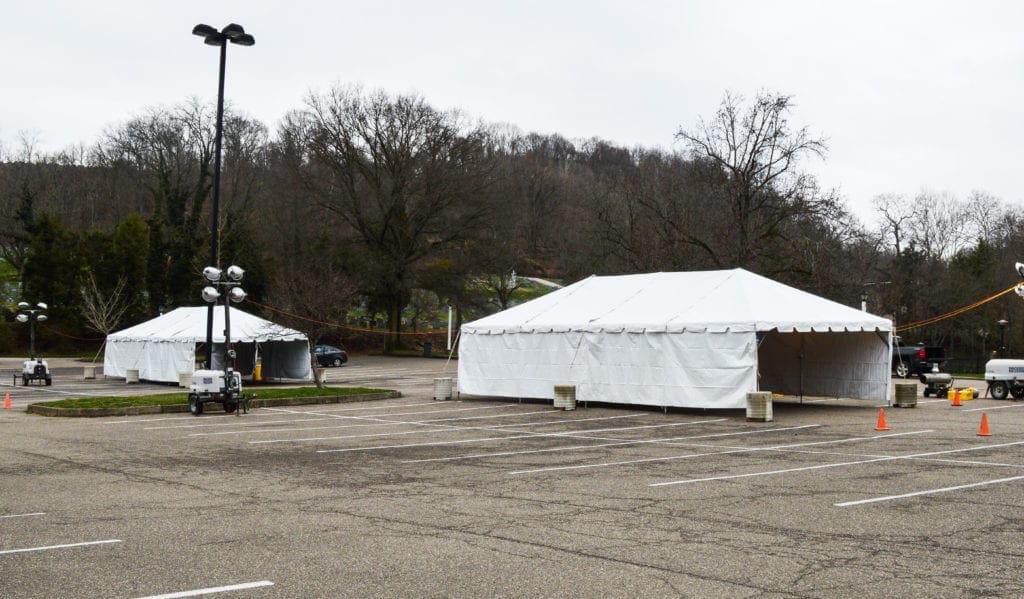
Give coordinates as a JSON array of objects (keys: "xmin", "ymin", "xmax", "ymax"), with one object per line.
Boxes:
[
  {"xmin": 40, "ymin": 324, "xmax": 105, "ymax": 342},
  {"xmin": 243, "ymin": 298, "xmax": 456, "ymax": 337},
  {"xmin": 35, "ymin": 301, "xmax": 457, "ymax": 343},
  {"xmin": 32, "ymin": 281, "xmax": 1019, "ymax": 342}
]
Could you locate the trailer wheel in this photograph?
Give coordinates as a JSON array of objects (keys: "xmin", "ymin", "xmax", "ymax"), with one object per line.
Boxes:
[
  {"xmin": 1011, "ymin": 385, "xmax": 1024, "ymax": 400},
  {"xmin": 188, "ymin": 394, "xmax": 203, "ymax": 415},
  {"xmin": 991, "ymin": 381, "xmax": 1009, "ymax": 400},
  {"xmin": 45, "ymin": 377, "xmax": 51, "ymax": 386}
]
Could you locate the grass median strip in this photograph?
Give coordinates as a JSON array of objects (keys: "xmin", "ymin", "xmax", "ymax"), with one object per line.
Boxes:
[{"xmin": 32, "ymin": 387, "xmax": 392, "ymax": 411}]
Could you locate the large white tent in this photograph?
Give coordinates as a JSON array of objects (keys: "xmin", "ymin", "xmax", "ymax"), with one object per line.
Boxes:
[
  {"xmin": 104, "ymin": 307, "xmax": 312, "ymax": 383},
  {"xmin": 458, "ymin": 269, "xmax": 893, "ymax": 409}
]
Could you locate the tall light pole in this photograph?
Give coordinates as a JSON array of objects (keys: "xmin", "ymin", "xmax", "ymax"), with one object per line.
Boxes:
[
  {"xmin": 859, "ymin": 280, "xmax": 891, "ymax": 313},
  {"xmin": 15, "ymin": 302, "xmax": 47, "ymax": 360},
  {"xmin": 999, "ymin": 318, "xmax": 1009, "ymax": 358},
  {"xmin": 192, "ymin": 23, "xmax": 255, "ymax": 368}
]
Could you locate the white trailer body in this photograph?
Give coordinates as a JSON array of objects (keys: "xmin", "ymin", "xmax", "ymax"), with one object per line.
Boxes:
[{"xmin": 984, "ymin": 359, "xmax": 1024, "ymax": 399}]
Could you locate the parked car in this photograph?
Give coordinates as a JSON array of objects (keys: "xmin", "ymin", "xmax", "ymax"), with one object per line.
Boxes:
[
  {"xmin": 315, "ymin": 344, "xmax": 348, "ymax": 367},
  {"xmin": 891, "ymin": 336, "xmax": 947, "ymax": 378}
]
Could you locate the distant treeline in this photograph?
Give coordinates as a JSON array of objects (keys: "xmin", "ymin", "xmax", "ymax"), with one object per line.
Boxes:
[{"xmin": 1, "ymin": 88, "xmax": 1022, "ymax": 367}]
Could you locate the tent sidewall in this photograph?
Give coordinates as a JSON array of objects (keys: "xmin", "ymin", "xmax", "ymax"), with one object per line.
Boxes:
[
  {"xmin": 458, "ymin": 329, "xmax": 759, "ymax": 409},
  {"xmin": 103, "ymin": 339, "xmax": 194, "ymax": 382}
]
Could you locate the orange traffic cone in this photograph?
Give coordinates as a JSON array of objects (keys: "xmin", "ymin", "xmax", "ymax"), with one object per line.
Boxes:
[
  {"xmin": 875, "ymin": 407, "xmax": 889, "ymax": 431},
  {"xmin": 978, "ymin": 412, "xmax": 992, "ymax": 437},
  {"xmin": 3, "ymin": 392, "xmax": 10, "ymax": 410},
  {"xmin": 951, "ymin": 389, "xmax": 961, "ymax": 407}
]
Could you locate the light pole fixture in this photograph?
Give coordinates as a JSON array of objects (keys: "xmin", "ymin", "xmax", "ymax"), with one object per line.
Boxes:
[
  {"xmin": 859, "ymin": 281, "xmax": 891, "ymax": 314},
  {"xmin": 16, "ymin": 301, "xmax": 48, "ymax": 360},
  {"xmin": 201, "ymin": 265, "xmax": 247, "ymax": 372},
  {"xmin": 192, "ymin": 22, "xmax": 255, "ymax": 368},
  {"xmin": 998, "ymin": 318, "xmax": 1009, "ymax": 358}
]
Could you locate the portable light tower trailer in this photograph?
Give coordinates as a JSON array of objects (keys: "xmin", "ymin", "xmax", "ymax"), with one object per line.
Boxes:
[{"xmin": 188, "ymin": 369, "xmax": 244, "ymax": 415}]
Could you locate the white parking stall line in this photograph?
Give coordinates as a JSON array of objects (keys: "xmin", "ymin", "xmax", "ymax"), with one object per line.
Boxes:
[
  {"xmin": 104, "ymin": 415, "xmax": 205, "ymax": 425},
  {"xmin": 300, "ymin": 404, "xmax": 515, "ymax": 420},
  {"xmin": 0, "ymin": 512, "xmax": 45, "ymax": 519},
  {"xmin": 188, "ymin": 409, "xmax": 562, "ymax": 437},
  {"xmin": 179, "ymin": 405, "xmax": 460, "ymax": 430},
  {"xmin": 835, "ymin": 475, "xmax": 1024, "ymax": 507},
  {"xmin": 192, "ymin": 411, "xmax": 644, "ymax": 438},
  {"xmin": 766, "ymin": 445, "xmax": 1024, "ymax": 469},
  {"xmin": 316, "ymin": 419, "xmax": 729, "ymax": 453},
  {"xmin": 144, "ymin": 401, "xmax": 447, "ymax": 430},
  {"xmin": 912, "ymin": 457, "xmax": 1024, "ymax": 468},
  {"xmin": 235, "ymin": 405, "xmax": 522, "ymax": 437},
  {"xmin": 511, "ymin": 430, "xmax": 933, "ymax": 476},
  {"xmin": 105, "ymin": 412, "xmax": 280, "ymax": 425},
  {"xmin": 134, "ymin": 580, "xmax": 274, "ymax": 599},
  {"xmin": 650, "ymin": 436, "xmax": 1024, "ymax": 487},
  {"xmin": 960, "ymin": 403, "xmax": 1024, "ymax": 412},
  {"xmin": 0, "ymin": 539, "xmax": 122, "ymax": 555},
  {"xmin": 148, "ymin": 416, "xmax": 357, "ymax": 431},
  {"xmin": 194, "ymin": 405, "xmax": 577, "ymax": 434},
  {"xmin": 10, "ymin": 388, "xmax": 106, "ymax": 397},
  {"xmin": 105, "ymin": 400, "xmax": 439, "ymax": 426},
  {"xmin": 252, "ymin": 411, "xmax": 658, "ymax": 445},
  {"xmin": 250, "ymin": 426, "xmax": 459, "ymax": 444},
  {"xmin": 651, "ymin": 457, "xmax": 897, "ymax": 486},
  {"xmin": 263, "ymin": 400, "xmax": 438, "ymax": 414},
  {"xmin": 193, "ymin": 411, "xmax": 524, "ymax": 437},
  {"xmin": 216, "ymin": 404, "xmax": 510, "ymax": 428},
  {"xmin": 403, "ymin": 424, "xmax": 820, "ymax": 463}
]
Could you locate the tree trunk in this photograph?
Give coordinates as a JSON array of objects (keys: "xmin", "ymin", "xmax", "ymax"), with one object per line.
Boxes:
[
  {"xmin": 384, "ymin": 300, "xmax": 404, "ymax": 353},
  {"xmin": 309, "ymin": 347, "xmax": 324, "ymax": 388}
]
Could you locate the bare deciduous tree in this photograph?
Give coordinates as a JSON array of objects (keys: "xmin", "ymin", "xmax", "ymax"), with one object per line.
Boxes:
[
  {"xmin": 294, "ymin": 86, "xmax": 500, "ymax": 352},
  {"xmin": 873, "ymin": 193, "xmax": 914, "ymax": 256},
  {"xmin": 81, "ymin": 273, "xmax": 132, "ymax": 335},
  {"xmin": 676, "ymin": 91, "xmax": 831, "ymax": 269}
]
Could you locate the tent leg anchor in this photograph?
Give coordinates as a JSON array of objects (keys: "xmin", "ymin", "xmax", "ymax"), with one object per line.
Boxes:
[{"xmin": 663, "ymin": 406, "xmax": 667, "ymax": 414}]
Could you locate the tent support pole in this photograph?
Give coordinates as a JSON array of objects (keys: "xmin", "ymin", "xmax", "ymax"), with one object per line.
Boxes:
[{"xmin": 799, "ymin": 335, "xmax": 805, "ymax": 403}]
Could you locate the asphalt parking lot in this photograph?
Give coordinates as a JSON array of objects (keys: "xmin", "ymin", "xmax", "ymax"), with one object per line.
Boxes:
[{"xmin": 1, "ymin": 357, "xmax": 1023, "ymax": 597}]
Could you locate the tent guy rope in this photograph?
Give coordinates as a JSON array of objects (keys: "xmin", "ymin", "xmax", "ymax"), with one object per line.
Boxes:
[{"xmin": 894, "ymin": 282, "xmax": 1019, "ymax": 332}]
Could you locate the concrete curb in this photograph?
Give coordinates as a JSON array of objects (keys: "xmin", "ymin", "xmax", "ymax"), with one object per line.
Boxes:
[{"xmin": 26, "ymin": 390, "xmax": 403, "ymax": 418}]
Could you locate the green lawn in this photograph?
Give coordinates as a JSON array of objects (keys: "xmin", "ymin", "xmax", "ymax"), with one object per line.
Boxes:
[{"xmin": 34, "ymin": 386, "xmax": 389, "ymax": 410}]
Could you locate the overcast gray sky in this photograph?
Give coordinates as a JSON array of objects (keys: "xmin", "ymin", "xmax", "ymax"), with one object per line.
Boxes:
[{"xmin": 3, "ymin": 1, "xmax": 1022, "ymax": 224}]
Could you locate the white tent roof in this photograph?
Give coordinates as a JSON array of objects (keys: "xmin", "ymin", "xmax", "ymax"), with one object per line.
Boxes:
[
  {"xmin": 464, "ymin": 269, "xmax": 891, "ymax": 334},
  {"xmin": 108, "ymin": 306, "xmax": 307, "ymax": 343}
]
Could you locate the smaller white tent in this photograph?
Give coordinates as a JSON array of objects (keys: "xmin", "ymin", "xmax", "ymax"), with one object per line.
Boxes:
[
  {"xmin": 105, "ymin": 307, "xmax": 312, "ymax": 383},
  {"xmin": 458, "ymin": 269, "xmax": 893, "ymax": 409}
]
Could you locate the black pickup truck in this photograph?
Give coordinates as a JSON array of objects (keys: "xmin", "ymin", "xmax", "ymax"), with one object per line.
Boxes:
[{"xmin": 892, "ymin": 338, "xmax": 947, "ymax": 377}]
